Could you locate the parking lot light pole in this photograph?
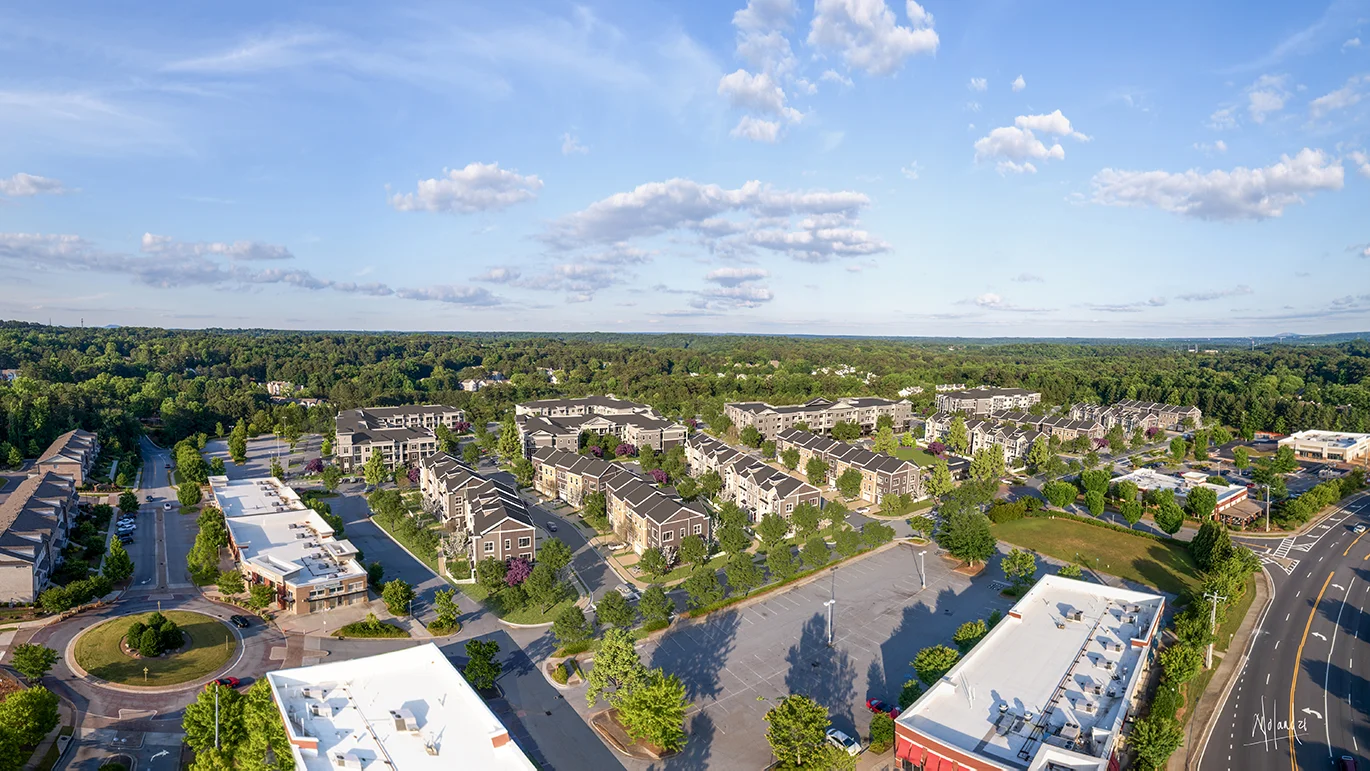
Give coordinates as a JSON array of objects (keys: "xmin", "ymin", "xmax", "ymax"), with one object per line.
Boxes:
[
  {"xmin": 918, "ymin": 551, "xmax": 927, "ymax": 591},
  {"xmin": 824, "ymin": 598, "xmax": 836, "ymax": 647}
]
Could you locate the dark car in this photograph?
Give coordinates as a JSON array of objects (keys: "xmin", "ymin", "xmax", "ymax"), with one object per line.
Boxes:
[
  {"xmin": 547, "ymin": 522, "xmax": 558, "ymax": 532},
  {"xmin": 866, "ymin": 698, "xmax": 901, "ymax": 718},
  {"xmin": 1341, "ymin": 756, "xmax": 1357, "ymax": 771},
  {"xmin": 209, "ymin": 677, "xmax": 240, "ymax": 689},
  {"xmin": 229, "ymin": 615, "xmax": 251, "ymax": 628}
]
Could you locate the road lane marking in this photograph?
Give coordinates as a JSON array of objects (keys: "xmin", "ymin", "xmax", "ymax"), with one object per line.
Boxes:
[
  {"xmin": 1324, "ymin": 577, "xmax": 1355, "ymax": 757},
  {"xmin": 1345, "ymin": 530, "xmax": 1368, "ymax": 556},
  {"xmin": 1290, "ymin": 570, "xmax": 1334, "ymax": 771}
]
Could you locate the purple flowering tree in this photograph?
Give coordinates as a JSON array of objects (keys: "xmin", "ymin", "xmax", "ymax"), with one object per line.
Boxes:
[
  {"xmin": 453, "ymin": 421, "xmax": 472, "ymax": 434},
  {"xmin": 1145, "ymin": 426, "xmax": 1161, "ymax": 439},
  {"xmin": 686, "ymin": 418, "xmax": 699, "ymax": 429},
  {"xmin": 590, "ymin": 445, "xmax": 604, "ymax": 458},
  {"xmin": 615, "ymin": 443, "xmax": 637, "ymax": 457},
  {"xmin": 927, "ymin": 441, "xmax": 947, "ymax": 457},
  {"xmin": 408, "ymin": 467, "xmax": 420, "ymax": 483},
  {"xmin": 650, "ymin": 468, "xmax": 669, "ymax": 485},
  {"xmin": 304, "ymin": 458, "xmax": 324, "ymax": 474},
  {"xmin": 1093, "ymin": 437, "xmax": 1110, "ymax": 450},
  {"xmin": 505, "ymin": 556, "xmax": 532, "ymax": 586}
]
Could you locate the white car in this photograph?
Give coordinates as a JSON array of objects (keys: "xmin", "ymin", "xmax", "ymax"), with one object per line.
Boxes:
[
  {"xmin": 1355, "ymin": 524, "xmax": 1367, "ymax": 534},
  {"xmin": 614, "ymin": 584, "xmax": 641, "ymax": 601},
  {"xmin": 826, "ymin": 728, "xmax": 862, "ymax": 756}
]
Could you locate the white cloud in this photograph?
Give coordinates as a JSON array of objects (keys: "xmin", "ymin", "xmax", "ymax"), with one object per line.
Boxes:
[
  {"xmin": 1345, "ymin": 38, "xmax": 1362, "ymax": 50},
  {"xmin": 965, "ymin": 101, "xmax": 981, "ymax": 113},
  {"xmin": 1346, "ymin": 242, "xmax": 1370, "ymax": 258},
  {"xmin": 1207, "ymin": 106, "xmax": 1238, "ymax": 131},
  {"xmin": 731, "ymin": 116, "xmax": 782, "ymax": 142},
  {"xmin": 969, "ymin": 293, "xmax": 1053, "ymax": 312},
  {"xmin": 1015, "ymin": 110, "xmax": 1090, "ymax": 141},
  {"xmin": 692, "ymin": 283, "xmax": 774, "ymax": 310},
  {"xmin": 973, "ymin": 111, "xmax": 1085, "ymax": 174},
  {"xmin": 718, "ymin": 69, "xmax": 803, "ymax": 121},
  {"xmin": 393, "ymin": 285, "xmax": 500, "ymax": 305},
  {"xmin": 808, "ymin": 0, "xmax": 939, "ymax": 76},
  {"xmin": 1085, "ymin": 297, "xmax": 1167, "ymax": 313},
  {"xmin": 969, "ymin": 77, "xmax": 987, "ymax": 91},
  {"xmin": 0, "ymin": 173, "xmax": 68, "ymax": 197},
  {"xmin": 141, "ymin": 232, "xmax": 292, "ymax": 261},
  {"xmin": 1012, "ymin": 273, "xmax": 1044, "ymax": 282},
  {"xmin": 1090, "ymin": 148, "xmax": 1344, "ymax": 220},
  {"xmin": 900, "ymin": 161, "xmax": 920, "ymax": 180},
  {"xmin": 1309, "ymin": 75, "xmax": 1366, "ymax": 118},
  {"xmin": 705, "ymin": 266, "xmax": 770, "ymax": 286},
  {"xmin": 389, "ymin": 162, "xmax": 542, "ymax": 214},
  {"xmin": 1194, "ymin": 140, "xmax": 1228, "ymax": 154},
  {"xmin": 561, "ymin": 133, "xmax": 589, "ymax": 155},
  {"xmin": 1011, "ymin": 74, "xmax": 1026, "ymax": 92},
  {"xmin": 820, "ymin": 69, "xmax": 854, "ymax": 87},
  {"xmin": 1350, "ymin": 151, "xmax": 1370, "ymax": 178},
  {"xmin": 1246, "ymin": 74, "xmax": 1290, "ymax": 123},
  {"xmin": 473, "ymin": 266, "xmax": 522, "ymax": 283},
  {"xmin": 1176, "ymin": 285, "xmax": 1253, "ymax": 302}
]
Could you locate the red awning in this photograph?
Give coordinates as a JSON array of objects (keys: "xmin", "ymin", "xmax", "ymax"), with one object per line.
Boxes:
[{"xmin": 897, "ymin": 739, "xmax": 926, "ymax": 765}]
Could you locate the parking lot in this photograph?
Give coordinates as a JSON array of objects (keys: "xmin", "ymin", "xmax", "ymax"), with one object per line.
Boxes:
[{"xmin": 613, "ymin": 542, "xmax": 1021, "ymax": 770}]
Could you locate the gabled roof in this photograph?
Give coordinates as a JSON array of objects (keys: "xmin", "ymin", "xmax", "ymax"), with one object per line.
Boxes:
[
  {"xmin": 0, "ymin": 472, "xmax": 73, "ymax": 566},
  {"xmin": 36, "ymin": 429, "xmax": 97, "ymax": 465},
  {"xmin": 530, "ymin": 447, "xmax": 623, "ymax": 480},
  {"xmin": 605, "ymin": 474, "xmax": 706, "ymax": 525},
  {"xmin": 775, "ymin": 429, "xmax": 917, "ymax": 476}
]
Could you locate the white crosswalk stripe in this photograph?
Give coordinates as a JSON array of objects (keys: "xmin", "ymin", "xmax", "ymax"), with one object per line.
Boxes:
[{"xmin": 1272, "ymin": 537, "xmax": 1297, "ymax": 558}]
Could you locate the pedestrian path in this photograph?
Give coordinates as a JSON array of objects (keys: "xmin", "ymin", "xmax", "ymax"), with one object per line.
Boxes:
[{"xmin": 1271, "ymin": 536, "xmax": 1297, "ymax": 559}]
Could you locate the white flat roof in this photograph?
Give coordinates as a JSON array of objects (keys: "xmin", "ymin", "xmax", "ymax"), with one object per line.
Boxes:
[
  {"xmin": 898, "ymin": 575, "xmax": 1164, "ymax": 771},
  {"xmin": 211, "ymin": 476, "xmax": 362, "ymax": 588},
  {"xmin": 1111, "ymin": 469, "xmax": 1244, "ymax": 504},
  {"xmin": 209, "ymin": 475, "xmax": 307, "ymax": 519},
  {"xmin": 1279, "ymin": 430, "xmax": 1370, "ymax": 450},
  {"xmin": 267, "ymin": 643, "xmax": 535, "ymax": 771}
]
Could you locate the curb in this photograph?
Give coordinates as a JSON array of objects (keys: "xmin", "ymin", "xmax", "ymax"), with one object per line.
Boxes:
[{"xmin": 1231, "ymin": 490, "xmax": 1368, "ymax": 540}]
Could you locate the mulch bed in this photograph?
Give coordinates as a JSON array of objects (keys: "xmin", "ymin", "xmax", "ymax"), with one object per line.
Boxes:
[
  {"xmin": 589, "ymin": 709, "xmax": 670, "ymax": 760},
  {"xmin": 0, "ymin": 670, "xmax": 23, "ymax": 701}
]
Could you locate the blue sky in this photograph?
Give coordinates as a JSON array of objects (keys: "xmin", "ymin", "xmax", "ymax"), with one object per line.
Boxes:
[{"xmin": 1, "ymin": 0, "xmax": 1368, "ymax": 337}]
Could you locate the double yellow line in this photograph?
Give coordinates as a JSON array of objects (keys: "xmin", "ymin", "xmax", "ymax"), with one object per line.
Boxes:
[{"xmin": 1290, "ymin": 571, "xmax": 1334, "ymax": 771}]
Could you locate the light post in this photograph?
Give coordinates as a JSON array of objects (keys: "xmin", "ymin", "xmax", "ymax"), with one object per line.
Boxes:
[
  {"xmin": 1262, "ymin": 483, "xmax": 1271, "ymax": 532},
  {"xmin": 215, "ymin": 682, "xmax": 220, "ymax": 750},
  {"xmin": 1203, "ymin": 589, "xmax": 1227, "ymax": 669},
  {"xmin": 824, "ymin": 598, "xmax": 836, "ymax": 647},
  {"xmin": 917, "ymin": 550, "xmax": 927, "ymax": 591}
]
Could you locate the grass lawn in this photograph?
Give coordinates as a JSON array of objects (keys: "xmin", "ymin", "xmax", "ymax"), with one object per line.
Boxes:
[
  {"xmin": 893, "ymin": 446, "xmax": 940, "ymax": 466},
  {"xmin": 456, "ymin": 582, "xmax": 576, "ymax": 625},
  {"xmin": 1216, "ymin": 574, "xmax": 1259, "ymax": 653},
  {"xmin": 74, "ymin": 610, "xmax": 237, "ymax": 686},
  {"xmin": 655, "ymin": 554, "xmax": 729, "ymax": 585},
  {"xmin": 370, "ymin": 515, "xmax": 442, "ymax": 573},
  {"xmin": 992, "ymin": 518, "xmax": 1202, "ymax": 597}
]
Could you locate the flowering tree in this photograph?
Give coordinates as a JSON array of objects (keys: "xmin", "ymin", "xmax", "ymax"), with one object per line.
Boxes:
[
  {"xmin": 505, "ymin": 556, "xmax": 533, "ymax": 586},
  {"xmin": 1145, "ymin": 426, "xmax": 1161, "ymax": 438},
  {"xmin": 650, "ymin": 468, "xmax": 669, "ymax": 485},
  {"xmin": 686, "ymin": 418, "xmax": 699, "ymax": 429},
  {"xmin": 304, "ymin": 458, "xmax": 324, "ymax": 474},
  {"xmin": 408, "ymin": 467, "xmax": 420, "ymax": 484},
  {"xmin": 590, "ymin": 446, "xmax": 604, "ymax": 458},
  {"xmin": 453, "ymin": 421, "xmax": 472, "ymax": 434},
  {"xmin": 1093, "ymin": 437, "xmax": 1110, "ymax": 450},
  {"xmin": 927, "ymin": 441, "xmax": 947, "ymax": 457},
  {"xmin": 615, "ymin": 443, "xmax": 637, "ymax": 458}
]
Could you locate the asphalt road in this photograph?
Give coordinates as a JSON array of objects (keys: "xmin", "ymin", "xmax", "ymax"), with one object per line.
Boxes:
[
  {"xmin": 1198, "ymin": 492, "xmax": 1370, "ymax": 771},
  {"xmin": 133, "ymin": 437, "xmax": 197, "ymax": 590}
]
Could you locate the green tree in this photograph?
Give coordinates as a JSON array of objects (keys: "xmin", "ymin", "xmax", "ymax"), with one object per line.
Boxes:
[
  {"xmin": 699, "ymin": 470, "xmax": 723, "ymax": 498},
  {"xmin": 462, "ymin": 442, "xmax": 481, "ymax": 466},
  {"xmin": 246, "ymin": 583, "xmax": 275, "ymax": 611},
  {"xmin": 1232, "ymin": 446, "xmax": 1250, "ymax": 471},
  {"xmin": 940, "ymin": 511, "xmax": 995, "ymax": 565},
  {"xmin": 433, "ymin": 587, "xmax": 460, "ymax": 627},
  {"xmin": 970, "ymin": 445, "xmax": 1005, "ymax": 483},
  {"xmin": 1192, "ymin": 430, "xmax": 1209, "ymax": 460},
  {"xmin": 1026, "ymin": 437, "xmax": 1050, "ymax": 472},
  {"xmin": 863, "ymin": 520, "xmax": 895, "ymax": 547},
  {"xmin": 953, "ymin": 619, "xmax": 988, "ymax": 652},
  {"xmin": 1186, "ymin": 485, "xmax": 1218, "ymax": 520},
  {"xmin": 614, "ymin": 668, "xmax": 689, "ymax": 753},
  {"xmin": 678, "ymin": 534, "xmax": 708, "ymax": 568},
  {"xmin": 767, "ymin": 546, "xmax": 798, "ymax": 582},
  {"xmin": 475, "ymin": 557, "xmax": 508, "ymax": 593},
  {"xmin": 1272, "ymin": 444, "xmax": 1298, "ymax": 474},
  {"xmin": 927, "ymin": 459, "xmax": 954, "ymax": 498},
  {"xmin": 0, "ymin": 685, "xmax": 59, "ymax": 746},
  {"xmin": 463, "ymin": 639, "xmax": 503, "ymax": 690},
  {"xmin": 585, "ymin": 627, "xmax": 645, "ymax": 706},
  {"xmin": 725, "ymin": 552, "xmax": 763, "ymax": 595},
  {"xmin": 118, "ymin": 491, "xmax": 139, "ymax": 513},
  {"xmin": 362, "ymin": 450, "xmax": 387, "ymax": 487},
  {"xmin": 1085, "ymin": 489, "xmax": 1105, "ymax": 516},
  {"xmin": 757, "ymin": 511, "xmax": 789, "ymax": 549},
  {"xmin": 321, "ymin": 436, "xmax": 333, "ymax": 456},
  {"xmin": 1159, "ymin": 643, "xmax": 1204, "ymax": 684},
  {"xmin": 1002, "ymin": 548, "xmax": 1037, "ymax": 588},
  {"xmin": 552, "ymin": 605, "xmax": 593, "ymax": 649},
  {"xmin": 1079, "ymin": 469, "xmax": 1110, "ymax": 495},
  {"xmin": 178, "ymin": 480, "xmax": 202, "ymax": 507},
  {"xmin": 9, "ymin": 643, "xmax": 58, "ymax": 682},
  {"xmin": 270, "ymin": 457, "xmax": 284, "ymax": 480},
  {"xmin": 382, "ymin": 579, "xmax": 415, "ymax": 616},
  {"xmin": 1169, "ymin": 437, "xmax": 1187, "ymax": 464},
  {"xmin": 1042, "ymin": 480, "xmax": 1077, "ymax": 508},
  {"xmin": 913, "ymin": 645, "xmax": 960, "ymax": 685},
  {"xmin": 898, "ymin": 679, "xmax": 923, "ymax": 709},
  {"xmin": 764, "ymin": 694, "xmax": 830, "ymax": 768},
  {"xmin": 834, "ymin": 527, "xmax": 864, "ymax": 558},
  {"xmin": 907, "ymin": 514, "xmax": 936, "ymax": 537},
  {"xmin": 1121, "ymin": 500, "xmax": 1144, "ymax": 528},
  {"xmin": 831, "ymin": 421, "xmax": 861, "ymax": 441},
  {"xmin": 1129, "ymin": 715, "xmax": 1184, "ymax": 771},
  {"xmin": 321, "ymin": 464, "xmax": 342, "ymax": 491},
  {"xmin": 367, "ymin": 561, "xmax": 385, "ymax": 588},
  {"xmin": 1189, "ymin": 520, "xmax": 1234, "ymax": 570},
  {"xmin": 790, "ymin": 502, "xmax": 822, "ymax": 539},
  {"xmin": 639, "ymin": 547, "xmax": 669, "ymax": 579},
  {"xmin": 801, "ymin": 533, "xmax": 830, "ymax": 569},
  {"xmin": 182, "ymin": 683, "xmax": 246, "ymax": 755},
  {"xmin": 682, "ymin": 568, "xmax": 725, "ymax": 609},
  {"xmin": 804, "ymin": 457, "xmax": 829, "ymax": 487},
  {"xmin": 639, "ymin": 584, "xmax": 673, "ymax": 628},
  {"xmin": 595, "ymin": 588, "xmax": 637, "ymax": 629},
  {"xmin": 946, "ymin": 416, "xmax": 970, "ymax": 454},
  {"xmin": 1113, "ymin": 479, "xmax": 1139, "ymax": 504},
  {"xmin": 497, "ymin": 414, "xmax": 523, "ymax": 459},
  {"xmin": 780, "ymin": 447, "xmax": 800, "ymax": 470},
  {"xmin": 583, "ymin": 491, "xmax": 608, "ymax": 527},
  {"xmin": 836, "ymin": 468, "xmax": 863, "ymax": 499},
  {"xmin": 1155, "ymin": 500, "xmax": 1185, "ymax": 535},
  {"xmin": 872, "ymin": 426, "xmax": 898, "ymax": 455},
  {"xmin": 102, "ymin": 536, "xmax": 134, "ymax": 583},
  {"xmin": 1058, "ymin": 563, "xmax": 1084, "ymax": 578},
  {"xmin": 539, "ymin": 537, "xmax": 574, "ymax": 578},
  {"xmin": 718, "ymin": 522, "xmax": 750, "ymax": 556},
  {"xmin": 525, "ymin": 562, "xmax": 563, "ymax": 610},
  {"xmin": 741, "ymin": 425, "xmax": 763, "ymax": 448}
]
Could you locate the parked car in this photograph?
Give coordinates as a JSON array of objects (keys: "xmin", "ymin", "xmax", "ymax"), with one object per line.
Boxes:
[
  {"xmin": 208, "ymin": 677, "xmax": 241, "ymax": 689},
  {"xmin": 229, "ymin": 615, "xmax": 252, "ymax": 628},
  {"xmin": 546, "ymin": 522, "xmax": 558, "ymax": 532},
  {"xmin": 118, "ymin": 535, "xmax": 134, "ymax": 544},
  {"xmin": 1340, "ymin": 756, "xmax": 1357, "ymax": 771},
  {"xmin": 826, "ymin": 728, "xmax": 862, "ymax": 756},
  {"xmin": 865, "ymin": 698, "xmax": 901, "ymax": 718},
  {"xmin": 1354, "ymin": 524, "xmax": 1367, "ymax": 535},
  {"xmin": 614, "ymin": 584, "xmax": 641, "ymax": 601}
]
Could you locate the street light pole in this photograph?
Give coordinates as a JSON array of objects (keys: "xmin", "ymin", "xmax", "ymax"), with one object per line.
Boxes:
[
  {"xmin": 918, "ymin": 550, "xmax": 927, "ymax": 591},
  {"xmin": 824, "ymin": 598, "xmax": 836, "ymax": 647},
  {"xmin": 1203, "ymin": 589, "xmax": 1227, "ymax": 669},
  {"xmin": 1263, "ymin": 483, "xmax": 1270, "ymax": 533},
  {"xmin": 215, "ymin": 683, "xmax": 220, "ymax": 750}
]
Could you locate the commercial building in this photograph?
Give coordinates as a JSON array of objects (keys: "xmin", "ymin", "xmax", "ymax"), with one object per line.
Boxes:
[
  {"xmin": 1109, "ymin": 468, "xmax": 1248, "ymax": 515},
  {"xmin": 34, "ymin": 429, "xmax": 100, "ymax": 486},
  {"xmin": 1071, "ymin": 400, "xmax": 1201, "ymax": 432},
  {"xmin": 685, "ymin": 434, "xmax": 822, "ymax": 521},
  {"xmin": 924, "ymin": 413, "xmax": 1043, "ymax": 465},
  {"xmin": 418, "ymin": 453, "xmax": 536, "ymax": 566},
  {"xmin": 724, "ymin": 397, "xmax": 913, "ymax": 440},
  {"xmin": 774, "ymin": 429, "xmax": 925, "ymax": 503},
  {"xmin": 333, "ymin": 405, "xmax": 466, "ymax": 472},
  {"xmin": 210, "ymin": 476, "xmax": 367, "ymax": 614},
  {"xmin": 266, "ymin": 642, "xmax": 535, "ymax": 771},
  {"xmin": 895, "ymin": 575, "xmax": 1164, "ymax": 771},
  {"xmin": 1278, "ymin": 430, "xmax": 1370, "ymax": 464},
  {"xmin": 529, "ymin": 447, "xmax": 625, "ymax": 507},
  {"xmin": 934, "ymin": 387, "xmax": 1042, "ymax": 416},
  {"xmin": 0, "ymin": 471, "xmax": 77, "ymax": 603},
  {"xmin": 605, "ymin": 473, "xmax": 711, "ymax": 554}
]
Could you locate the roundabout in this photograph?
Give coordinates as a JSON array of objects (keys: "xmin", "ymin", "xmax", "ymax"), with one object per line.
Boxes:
[{"xmin": 73, "ymin": 610, "xmax": 238, "ymax": 688}]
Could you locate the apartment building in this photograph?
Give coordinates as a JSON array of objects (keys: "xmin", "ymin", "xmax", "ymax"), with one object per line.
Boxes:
[
  {"xmin": 1070, "ymin": 400, "xmax": 1201, "ymax": 432},
  {"xmin": 0, "ymin": 471, "xmax": 76, "ymax": 603},
  {"xmin": 1277, "ymin": 430, "xmax": 1370, "ymax": 464},
  {"xmin": 684, "ymin": 434, "xmax": 822, "ymax": 520},
  {"xmin": 418, "ymin": 453, "xmax": 536, "ymax": 566},
  {"xmin": 266, "ymin": 380, "xmax": 302, "ymax": 396},
  {"xmin": 211, "ymin": 476, "xmax": 368, "ymax": 615},
  {"xmin": 529, "ymin": 448, "xmax": 625, "ymax": 507},
  {"xmin": 774, "ymin": 429, "xmax": 926, "ymax": 503},
  {"xmin": 723, "ymin": 397, "xmax": 913, "ymax": 440},
  {"xmin": 604, "ymin": 473, "xmax": 711, "ymax": 554},
  {"xmin": 334, "ymin": 405, "xmax": 465, "ymax": 472},
  {"xmin": 516, "ymin": 402, "xmax": 686, "ymax": 456},
  {"xmin": 991, "ymin": 410, "xmax": 1105, "ymax": 442},
  {"xmin": 34, "ymin": 429, "xmax": 100, "ymax": 486},
  {"xmin": 934, "ymin": 387, "xmax": 1042, "ymax": 416},
  {"xmin": 924, "ymin": 412, "xmax": 1043, "ymax": 464}
]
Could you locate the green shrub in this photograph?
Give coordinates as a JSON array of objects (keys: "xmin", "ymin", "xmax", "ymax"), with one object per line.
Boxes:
[{"xmin": 333, "ymin": 613, "xmax": 409, "ymax": 639}]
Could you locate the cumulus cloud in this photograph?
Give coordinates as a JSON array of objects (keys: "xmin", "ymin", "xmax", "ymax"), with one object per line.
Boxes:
[
  {"xmin": 968, "ymin": 77, "xmax": 987, "ymax": 91},
  {"xmin": 1089, "ymin": 148, "xmax": 1344, "ymax": 220},
  {"xmin": 820, "ymin": 69, "xmax": 854, "ymax": 87},
  {"xmin": 1345, "ymin": 38, "xmax": 1362, "ymax": 50},
  {"xmin": 1309, "ymin": 75, "xmax": 1366, "ymax": 118},
  {"xmin": 973, "ymin": 111, "xmax": 1086, "ymax": 174},
  {"xmin": 393, "ymin": 285, "xmax": 500, "ymax": 305},
  {"xmin": 141, "ymin": 232, "xmax": 293, "ymax": 261},
  {"xmin": 1350, "ymin": 151, "xmax": 1370, "ymax": 178},
  {"xmin": 1247, "ymin": 74, "xmax": 1290, "ymax": 123},
  {"xmin": 0, "ymin": 173, "xmax": 68, "ymax": 197},
  {"xmin": 473, "ymin": 266, "xmax": 522, "ymax": 283},
  {"xmin": 900, "ymin": 161, "xmax": 920, "ymax": 180},
  {"xmin": 725, "ymin": 0, "xmax": 804, "ymax": 143},
  {"xmin": 705, "ymin": 266, "xmax": 770, "ymax": 286},
  {"xmin": 688, "ymin": 266, "xmax": 773, "ymax": 310},
  {"xmin": 808, "ymin": 0, "xmax": 939, "ymax": 76},
  {"xmin": 1012, "ymin": 74, "xmax": 1026, "ymax": 92},
  {"xmin": 561, "ymin": 133, "xmax": 589, "ymax": 155},
  {"xmin": 731, "ymin": 115, "xmax": 781, "ymax": 142},
  {"xmin": 968, "ymin": 292, "xmax": 1053, "ymax": 312},
  {"xmin": 1194, "ymin": 140, "xmax": 1228, "ymax": 155},
  {"xmin": 1207, "ymin": 106, "xmax": 1238, "ymax": 131},
  {"xmin": 1015, "ymin": 110, "xmax": 1090, "ymax": 141},
  {"xmin": 1085, "ymin": 297, "xmax": 1167, "ymax": 313},
  {"xmin": 389, "ymin": 162, "xmax": 542, "ymax": 214},
  {"xmin": 718, "ymin": 69, "xmax": 803, "ymax": 121},
  {"xmin": 1176, "ymin": 285, "xmax": 1253, "ymax": 302},
  {"xmin": 1012, "ymin": 273, "xmax": 1044, "ymax": 282}
]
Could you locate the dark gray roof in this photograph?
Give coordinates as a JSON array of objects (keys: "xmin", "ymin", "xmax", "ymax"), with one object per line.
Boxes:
[{"xmin": 605, "ymin": 474, "xmax": 705, "ymax": 525}]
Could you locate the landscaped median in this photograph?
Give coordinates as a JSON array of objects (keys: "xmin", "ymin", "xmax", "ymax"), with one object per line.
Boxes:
[{"xmin": 72, "ymin": 610, "xmax": 237, "ymax": 687}]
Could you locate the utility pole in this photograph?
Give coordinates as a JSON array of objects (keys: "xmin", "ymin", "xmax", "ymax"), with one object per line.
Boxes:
[
  {"xmin": 1263, "ymin": 483, "xmax": 1270, "ymax": 533},
  {"xmin": 918, "ymin": 550, "xmax": 927, "ymax": 591},
  {"xmin": 1203, "ymin": 590, "xmax": 1228, "ymax": 669},
  {"xmin": 215, "ymin": 683, "xmax": 220, "ymax": 749}
]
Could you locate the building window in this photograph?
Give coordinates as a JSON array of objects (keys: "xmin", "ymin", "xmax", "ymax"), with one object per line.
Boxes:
[
  {"xmin": 662, "ymin": 530, "xmax": 674, "ymax": 542},
  {"xmin": 693, "ymin": 523, "xmax": 702, "ymax": 535},
  {"xmin": 484, "ymin": 542, "xmax": 494, "ymax": 553},
  {"xmin": 519, "ymin": 536, "xmax": 531, "ymax": 548}
]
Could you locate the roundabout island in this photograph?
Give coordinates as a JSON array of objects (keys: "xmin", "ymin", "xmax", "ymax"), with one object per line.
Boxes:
[{"xmin": 73, "ymin": 610, "xmax": 239, "ymax": 688}]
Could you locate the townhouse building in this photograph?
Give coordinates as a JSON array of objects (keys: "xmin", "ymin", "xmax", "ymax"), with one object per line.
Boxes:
[
  {"xmin": 529, "ymin": 447, "xmax": 625, "ymax": 507},
  {"xmin": 515, "ymin": 395, "xmax": 653, "ymax": 419},
  {"xmin": 924, "ymin": 412, "xmax": 1043, "ymax": 464},
  {"xmin": 34, "ymin": 429, "xmax": 100, "ymax": 486},
  {"xmin": 684, "ymin": 434, "xmax": 822, "ymax": 521},
  {"xmin": 0, "ymin": 471, "xmax": 77, "ymax": 603},
  {"xmin": 516, "ymin": 402, "xmax": 686, "ymax": 456},
  {"xmin": 990, "ymin": 410, "xmax": 1105, "ymax": 442},
  {"xmin": 418, "ymin": 453, "xmax": 536, "ymax": 566},
  {"xmin": 774, "ymin": 429, "xmax": 926, "ymax": 503},
  {"xmin": 604, "ymin": 473, "xmax": 711, "ymax": 554},
  {"xmin": 934, "ymin": 387, "xmax": 1042, "ymax": 416},
  {"xmin": 1069, "ymin": 403, "xmax": 1161, "ymax": 434},
  {"xmin": 334, "ymin": 405, "xmax": 465, "ymax": 472},
  {"xmin": 723, "ymin": 397, "xmax": 913, "ymax": 440},
  {"xmin": 1070, "ymin": 400, "xmax": 1202, "ymax": 432}
]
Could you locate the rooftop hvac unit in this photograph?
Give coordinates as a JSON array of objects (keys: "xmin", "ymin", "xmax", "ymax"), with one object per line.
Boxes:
[
  {"xmin": 1069, "ymin": 610, "xmax": 1084, "ymax": 622},
  {"xmin": 1055, "ymin": 620, "xmax": 1066, "ymax": 630},
  {"xmin": 333, "ymin": 752, "xmax": 363, "ymax": 770},
  {"xmin": 390, "ymin": 708, "xmax": 419, "ymax": 733},
  {"xmin": 1104, "ymin": 660, "xmax": 1115, "ymax": 670},
  {"xmin": 1113, "ymin": 642, "xmax": 1124, "ymax": 652},
  {"xmin": 1091, "ymin": 684, "xmax": 1103, "ymax": 695},
  {"xmin": 424, "ymin": 736, "xmax": 439, "ymax": 756},
  {"xmin": 1123, "ymin": 614, "xmax": 1137, "ymax": 623},
  {"xmin": 1082, "ymin": 702, "xmax": 1096, "ymax": 714},
  {"xmin": 301, "ymin": 687, "xmax": 313, "ymax": 699}
]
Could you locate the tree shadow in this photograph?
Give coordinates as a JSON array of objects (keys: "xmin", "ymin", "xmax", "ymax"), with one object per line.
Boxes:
[
  {"xmin": 648, "ymin": 609, "xmax": 741, "ymax": 703},
  {"xmin": 784, "ymin": 612, "xmax": 859, "ymax": 732},
  {"xmin": 877, "ymin": 587, "xmax": 956, "ymax": 704},
  {"xmin": 651, "ymin": 707, "xmax": 716, "ymax": 770}
]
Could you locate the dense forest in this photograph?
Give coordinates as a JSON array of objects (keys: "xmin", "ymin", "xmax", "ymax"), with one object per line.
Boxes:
[{"xmin": 2, "ymin": 321, "xmax": 1369, "ymax": 470}]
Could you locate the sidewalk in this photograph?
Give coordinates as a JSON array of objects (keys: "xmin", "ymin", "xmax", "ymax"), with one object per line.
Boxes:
[
  {"xmin": 1233, "ymin": 489, "xmax": 1368, "ymax": 540},
  {"xmin": 22, "ymin": 694, "xmax": 74, "ymax": 770}
]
